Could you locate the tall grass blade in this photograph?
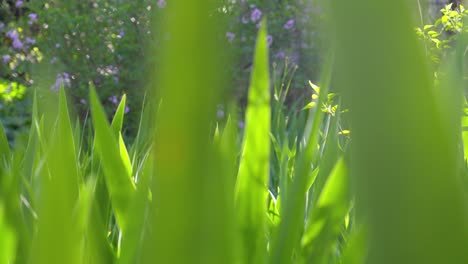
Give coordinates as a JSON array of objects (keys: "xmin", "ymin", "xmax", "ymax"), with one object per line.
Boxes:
[
  {"xmin": 0, "ymin": 203, "xmax": 16, "ymax": 264},
  {"xmin": 0, "ymin": 122, "xmax": 10, "ymax": 168},
  {"xmin": 89, "ymin": 85, "xmax": 136, "ymax": 232},
  {"xmin": 234, "ymin": 20, "xmax": 270, "ymax": 264},
  {"xmin": 331, "ymin": 0, "xmax": 468, "ymax": 263},
  {"xmin": 147, "ymin": 1, "xmax": 231, "ymax": 263},
  {"xmin": 31, "ymin": 87, "xmax": 81, "ymax": 264},
  {"xmin": 301, "ymin": 158, "xmax": 349, "ymax": 263}
]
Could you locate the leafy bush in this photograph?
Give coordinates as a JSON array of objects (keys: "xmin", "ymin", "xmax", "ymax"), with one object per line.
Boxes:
[
  {"xmin": 416, "ymin": 3, "xmax": 467, "ymax": 65},
  {"xmin": 1, "ymin": 0, "xmax": 327, "ymax": 139}
]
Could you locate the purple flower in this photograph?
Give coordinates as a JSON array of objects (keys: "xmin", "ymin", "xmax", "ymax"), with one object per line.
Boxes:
[
  {"xmin": 217, "ymin": 109, "xmax": 225, "ymax": 119},
  {"xmin": 80, "ymin": 99, "xmax": 87, "ymax": 105},
  {"xmin": 108, "ymin": 95, "xmax": 119, "ymax": 104},
  {"xmin": 15, "ymin": 0, "xmax": 23, "ymax": 8},
  {"xmin": 55, "ymin": 43, "xmax": 61, "ymax": 48},
  {"xmin": 238, "ymin": 121, "xmax": 245, "ymax": 129},
  {"xmin": 124, "ymin": 106, "xmax": 130, "ymax": 114},
  {"xmin": 157, "ymin": 0, "xmax": 166, "ymax": 8},
  {"xmin": 267, "ymin": 35, "xmax": 273, "ymax": 47},
  {"xmin": 284, "ymin": 19, "xmax": 295, "ymax": 30},
  {"xmin": 29, "ymin": 13, "xmax": 38, "ymax": 21},
  {"xmin": 6, "ymin": 30, "xmax": 18, "ymax": 40},
  {"xmin": 28, "ymin": 13, "xmax": 38, "ymax": 24},
  {"xmin": 50, "ymin": 72, "xmax": 71, "ymax": 91},
  {"xmin": 275, "ymin": 51, "xmax": 285, "ymax": 59},
  {"xmin": 251, "ymin": 8, "xmax": 262, "ymax": 22},
  {"xmin": 13, "ymin": 38, "xmax": 23, "ymax": 49},
  {"xmin": 118, "ymin": 29, "xmax": 125, "ymax": 37},
  {"xmin": 241, "ymin": 16, "xmax": 249, "ymax": 24},
  {"xmin": 2, "ymin": 55, "xmax": 10, "ymax": 63},
  {"xmin": 25, "ymin": 37, "xmax": 36, "ymax": 45},
  {"xmin": 226, "ymin": 32, "xmax": 235, "ymax": 43}
]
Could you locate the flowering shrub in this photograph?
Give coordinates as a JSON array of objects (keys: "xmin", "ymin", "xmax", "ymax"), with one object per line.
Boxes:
[
  {"xmin": 0, "ymin": 0, "xmax": 326, "ymax": 139},
  {"xmin": 223, "ymin": 1, "xmax": 326, "ymax": 95},
  {"xmin": 1, "ymin": 0, "xmax": 160, "ymax": 137}
]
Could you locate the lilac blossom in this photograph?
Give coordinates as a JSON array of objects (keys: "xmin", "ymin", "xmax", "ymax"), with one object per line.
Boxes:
[
  {"xmin": 267, "ymin": 35, "xmax": 273, "ymax": 47},
  {"xmin": 13, "ymin": 38, "xmax": 23, "ymax": 49},
  {"xmin": 2, "ymin": 55, "xmax": 10, "ymax": 64},
  {"xmin": 217, "ymin": 109, "xmax": 225, "ymax": 119},
  {"xmin": 108, "ymin": 95, "xmax": 119, "ymax": 104},
  {"xmin": 118, "ymin": 29, "xmax": 125, "ymax": 38},
  {"xmin": 6, "ymin": 30, "xmax": 18, "ymax": 40},
  {"xmin": 251, "ymin": 8, "xmax": 262, "ymax": 22},
  {"xmin": 25, "ymin": 37, "xmax": 36, "ymax": 45},
  {"xmin": 15, "ymin": 0, "xmax": 23, "ymax": 8},
  {"xmin": 226, "ymin": 32, "xmax": 235, "ymax": 43},
  {"xmin": 28, "ymin": 13, "xmax": 38, "ymax": 25},
  {"xmin": 157, "ymin": 0, "xmax": 166, "ymax": 9},
  {"xmin": 275, "ymin": 51, "xmax": 285, "ymax": 59},
  {"xmin": 124, "ymin": 106, "xmax": 130, "ymax": 114},
  {"xmin": 80, "ymin": 99, "xmax": 87, "ymax": 105},
  {"xmin": 51, "ymin": 73, "xmax": 72, "ymax": 91},
  {"xmin": 241, "ymin": 16, "xmax": 249, "ymax": 24},
  {"xmin": 284, "ymin": 19, "xmax": 295, "ymax": 30}
]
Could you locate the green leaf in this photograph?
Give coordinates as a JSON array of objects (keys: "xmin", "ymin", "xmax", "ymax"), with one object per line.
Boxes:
[
  {"xmin": 89, "ymin": 84, "xmax": 136, "ymax": 232},
  {"xmin": 234, "ymin": 19, "xmax": 271, "ymax": 264},
  {"xmin": 111, "ymin": 94, "xmax": 127, "ymax": 137},
  {"xmin": 423, "ymin": 24, "xmax": 434, "ymax": 30},
  {"xmin": 32, "ymin": 87, "xmax": 81, "ymax": 264},
  {"xmin": 301, "ymin": 158, "xmax": 349, "ymax": 262},
  {"xmin": 0, "ymin": 203, "xmax": 16, "ymax": 264},
  {"xmin": 0, "ymin": 122, "xmax": 10, "ymax": 169}
]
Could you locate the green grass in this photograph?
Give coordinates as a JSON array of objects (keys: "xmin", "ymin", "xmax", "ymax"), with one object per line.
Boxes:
[{"xmin": 1, "ymin": 1, "xmax": 468, "ymax": 263}]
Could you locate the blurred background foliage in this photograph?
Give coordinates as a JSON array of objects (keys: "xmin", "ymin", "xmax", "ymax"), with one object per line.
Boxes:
[
  {"xmin": 1, "ymin": 0, "xmax": 464, "ymax": 141},
  {"xmin": 0, "ymin": 0, "xmax": 329, "ymax": 141}
]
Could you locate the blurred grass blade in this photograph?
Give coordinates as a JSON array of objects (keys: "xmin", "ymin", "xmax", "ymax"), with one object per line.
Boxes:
[
  {"xmin": 89, "ymin": 85, "xmax": 136, "ymax": 232},
  {"xmin": 0, "ymin": 203, "xmax": 16, "ymax": 264},
  {"xmin": 234, "ymin": 19, "xmax": 270, "ymax": 264},
  {"xmin": 32, "ymin": 87, "xmax": 81, "ymax": 264},
  {"xmin": 341, "ymin": 224, "xmax": 368, "ymax": 264},
  {"xmin": 0, "ymin": 122, "xmax": 10, "ymax": 168},
  {"xmin": 301, "ymin": 158, "xmax": 349, "ymax": 262},
  {"xmin": 118, "ymin": 151, "xmax": 152, "ymax": 264},
  {"xmin": 148, "ymin": 1, "xmax": 231, "ymax": 263},
  {"xmin": 331, "ymin": 0, "xmax": 468, "ymax": 263}
]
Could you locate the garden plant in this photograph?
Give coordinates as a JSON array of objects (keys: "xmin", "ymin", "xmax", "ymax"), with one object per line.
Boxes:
[{"xmin": 1, "ymin": 0, "xmax": 468, "ymax": 264}]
